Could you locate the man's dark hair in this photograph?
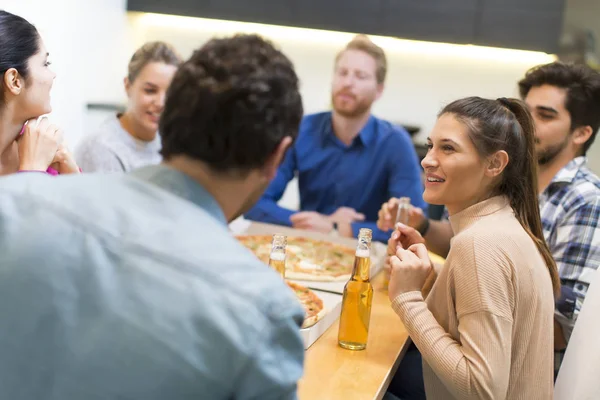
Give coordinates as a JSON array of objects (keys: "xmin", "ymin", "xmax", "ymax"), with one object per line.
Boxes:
[
  {"xmin": 518, "ymin": 62, "xmax": 600, "ymax": 155},
  {"xmin": 160, "ymin": 34, "xmax": 303, "ymax": 172}
]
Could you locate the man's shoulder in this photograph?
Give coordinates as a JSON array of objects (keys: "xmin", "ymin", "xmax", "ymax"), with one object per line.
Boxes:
[
  {"xmin": 0, "ymin": 171, "xmax": 117, "ymax": 199},
  {"xmin": 574, "ymin": 164, "xmax": 600, "ymax": 194},
  {"xmin": 0, "ymin": 173, "xmax": 210, "ymax": 246},
  {"xmin": 0, "ymin": 173, "xmax": 304, "ymax": 323},
  {"xmin": 298, "ymin": 111, "xmax": 330, "ymax": 135},
  {"xmin": 301, "ymin": 111, "xmax": 330, "ymax": 124},
  {"xmin": 371, "ymin": 116, "xmax": 412, "ymax": 144},
  {"xmin": 0, "ymin": 172, "xmax": 156, "ymax": 207},
  {"xmin": 553, "ymin": 166, "xmax": 600, "ymax": 211}
]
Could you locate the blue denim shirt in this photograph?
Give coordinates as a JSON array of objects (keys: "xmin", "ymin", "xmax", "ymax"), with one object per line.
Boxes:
[{"xmin": 0, "ymin": 165, "xmax": 305, "ymax": 399}]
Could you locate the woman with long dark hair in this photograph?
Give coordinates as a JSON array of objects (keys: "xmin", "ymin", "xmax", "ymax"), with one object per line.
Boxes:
[
  {"xmin": 0, "ymin": 10, "xmax": 80, "ymax": 176},
  {"xmin": 387, "ymin": 97, "xmax": 559, "ymax": 399}
]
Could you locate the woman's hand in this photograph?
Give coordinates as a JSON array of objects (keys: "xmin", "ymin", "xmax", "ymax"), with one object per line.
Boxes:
[
  {"xmin": 377, "ymin": 197, "xmax": 428, "ymax": 232},
  {"xmin": 388, "ymin": 243, "xmax": 433, "ymax": 302},
  {"xmin": 388, "ymin": 223, "xmax": 426, "ymax": 252},
  {"xmin": 384, "ymin": 222, "xmax": 427, "ymax": 278},
  {"xmin": 51, "ymin": 144, "xmax": 81, "ymax": 174},
  {"xmin": 17, "ymin": 117, "xmax": 61, "ymax": 172}
]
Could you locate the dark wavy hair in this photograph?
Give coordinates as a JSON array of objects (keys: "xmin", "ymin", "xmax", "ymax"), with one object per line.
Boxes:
[
  {"xmin": 159, "ymin": 34, "xmax": 303, "ymax": 173},
  {"xmin": 519, "ymin": 62, "xmax": 600, "ymax": 155}
]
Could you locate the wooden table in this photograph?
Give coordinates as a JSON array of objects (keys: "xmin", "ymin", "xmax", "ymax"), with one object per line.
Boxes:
[
  {"xmin": 298, "ymin": 271, "xmax": 410, "ymax": 400},
  {"xmin": 234, "ymin": 220, "xmax": 445, "ymax": 400}
]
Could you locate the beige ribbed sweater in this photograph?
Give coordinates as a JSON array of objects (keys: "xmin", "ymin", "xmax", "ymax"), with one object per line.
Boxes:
[{"xmin": 392, "ymin": 196, "xmax": 554, "ymax": 399}]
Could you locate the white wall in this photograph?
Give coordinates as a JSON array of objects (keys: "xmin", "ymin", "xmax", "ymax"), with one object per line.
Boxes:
[
  {"xmin": 1, "ymin": 0, "xmax": 131, "ymax": 147},
  {"xmin": 123, "ymin": 13, "xmax": 554, "ymax": 209},
  {"xmin": 3, "ymin": 2, "xmax": 571, "ymax": 180},
  {"xmin": 126, "ymin": 12, "xmax": 554, "ymax": 144},
  {"xmin": 563, "ymin": 0, "xmax": 600, "ymax": 174}
]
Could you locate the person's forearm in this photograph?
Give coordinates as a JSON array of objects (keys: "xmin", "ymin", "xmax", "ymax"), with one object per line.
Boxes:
[
  {"xmin": 423, "ymin": 220, "xmax": 453, "ymax": 258},
  {"xmin": 244, "ymin": 198, "xmax": 295, "ymax": 227}
]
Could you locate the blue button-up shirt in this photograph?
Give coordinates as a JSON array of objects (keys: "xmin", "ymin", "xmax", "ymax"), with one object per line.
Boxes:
[
  {"xmin": 0, "ymin": 165, "xmax": 305, "ymax": 399},
  {"xmin": 245, "ymin": 112, "xmax": 426, "ymax": 243}
]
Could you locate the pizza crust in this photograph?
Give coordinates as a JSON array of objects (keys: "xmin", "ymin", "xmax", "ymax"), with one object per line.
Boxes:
[
  {"xmin": 286, "ymin": 281, "xmax": 326, "ymax": 328},
  {"xmin": 285, "ymin": 269, "xmax": 352, "ymax": 282},
  {"xmin": 301, "ymin": 306, "xmax": 327, "ymax": 329},
  {"xmin": 285, "ymin": 270, "xmax": 352, "ymax": 282}
]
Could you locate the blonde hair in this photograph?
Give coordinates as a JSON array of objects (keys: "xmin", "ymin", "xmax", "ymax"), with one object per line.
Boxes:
[
  {"xmin": 335, "ymin": 35, "xmax": 387, "ymax": 84},
  {"xmin": 127, "ymin": 41, "xmax": 182, "ymax": 82}
]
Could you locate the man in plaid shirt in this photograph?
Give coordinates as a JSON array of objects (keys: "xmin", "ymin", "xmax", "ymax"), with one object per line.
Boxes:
[
  {"xmin": 518, "ymin": 63, "xmax": 600, "ymax": 370},
  {"xmin": 380, "ymin": 62, "xmax": 600, "ymax": 397}
]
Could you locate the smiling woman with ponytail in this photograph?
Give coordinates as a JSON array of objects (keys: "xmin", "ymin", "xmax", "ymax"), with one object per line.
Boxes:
[{"xmin": 385, "ymin": 96, "xmax": 557, "ymax": 399}]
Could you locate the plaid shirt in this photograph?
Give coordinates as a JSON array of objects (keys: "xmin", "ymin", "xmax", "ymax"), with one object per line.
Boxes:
[{"xmin": 539, "ymin": 157, "xmax": 600, "ymax": 345}]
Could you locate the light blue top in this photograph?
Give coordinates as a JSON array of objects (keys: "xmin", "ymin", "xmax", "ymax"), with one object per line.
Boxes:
[{"xmin": 0, "ymin": 165, "xmax": 305, "ymax": 399}]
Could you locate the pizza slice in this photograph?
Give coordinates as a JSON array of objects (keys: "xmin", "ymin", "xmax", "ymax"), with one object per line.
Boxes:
[
  {"xmin": 237, "ymin": 235, "xmax": 356, "ymax": 282},
  {"xmin": 286, "ymin": 281, "xmax": 326, "ymax": 329}
]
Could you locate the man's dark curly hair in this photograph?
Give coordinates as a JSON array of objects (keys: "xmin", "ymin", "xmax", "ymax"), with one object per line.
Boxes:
[
  {"xmin": 518, "ymin": 62, "xmax": 600, "ymax": 155},
  {"xmin": 159, "ymin": 34, "xmax": 303, "ymax": 172}
]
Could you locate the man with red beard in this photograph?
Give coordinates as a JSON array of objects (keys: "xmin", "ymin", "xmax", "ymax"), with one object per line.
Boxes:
[{"xmin": 246, "ymin": 35, "xmax": 425, "ymax": 242}]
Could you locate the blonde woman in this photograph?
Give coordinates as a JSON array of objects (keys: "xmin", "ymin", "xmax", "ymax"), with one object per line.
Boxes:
[{"xmin": 76, "ymin": 42, "xmax": 181, "ymax": 172}]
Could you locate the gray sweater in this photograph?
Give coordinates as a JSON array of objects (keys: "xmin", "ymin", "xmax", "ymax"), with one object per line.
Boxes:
[{"xmin": 75, "ymin": 115, "xmax": 162, "ymax": 173}]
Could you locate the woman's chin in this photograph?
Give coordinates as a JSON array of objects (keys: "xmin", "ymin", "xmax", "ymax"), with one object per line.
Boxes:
[
  {"xmin": 38, "ymin": 101, "xmax": 52, "ymax": 116},
  {"xmin": 142, "ymin": 124, "xmax": 159, "ymax": 140},
  {"xmin": 26, "ymin": 106, "xmax": 52, "ymax": 120},
  {"xmin": 423, "ymin": 190, "xmax": 444, "ymax": 206}
]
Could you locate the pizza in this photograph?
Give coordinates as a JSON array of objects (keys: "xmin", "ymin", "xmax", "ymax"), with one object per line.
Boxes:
[
  {"xmin": 286, "ymin": 281, "xmax": 325, "ymax": 329},
  {"xmin": 237, "ymin": 235, "xmax": 356, "ymax": 281}
]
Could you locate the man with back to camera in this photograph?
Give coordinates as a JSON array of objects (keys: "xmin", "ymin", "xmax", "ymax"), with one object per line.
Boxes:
[
  {"xmin": 245, "ymin": 34, "xmax": 426, "ymax": 243},
  {"xmin": 0, "ymin": 34, "xmax": 307, "ymax": 399}
]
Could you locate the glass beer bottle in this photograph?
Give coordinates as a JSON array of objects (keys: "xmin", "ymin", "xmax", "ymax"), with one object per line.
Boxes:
[
  {"xmin": 338, "ymin": 228, "xmax": 374, "ymax": 350},
  {"xmin": 395, "ymin": 197, "xmax": 411, "ymax": 226},
  {"xmin": 268, "ymin": 233, "xmax": 287, "ymax": 279}
]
